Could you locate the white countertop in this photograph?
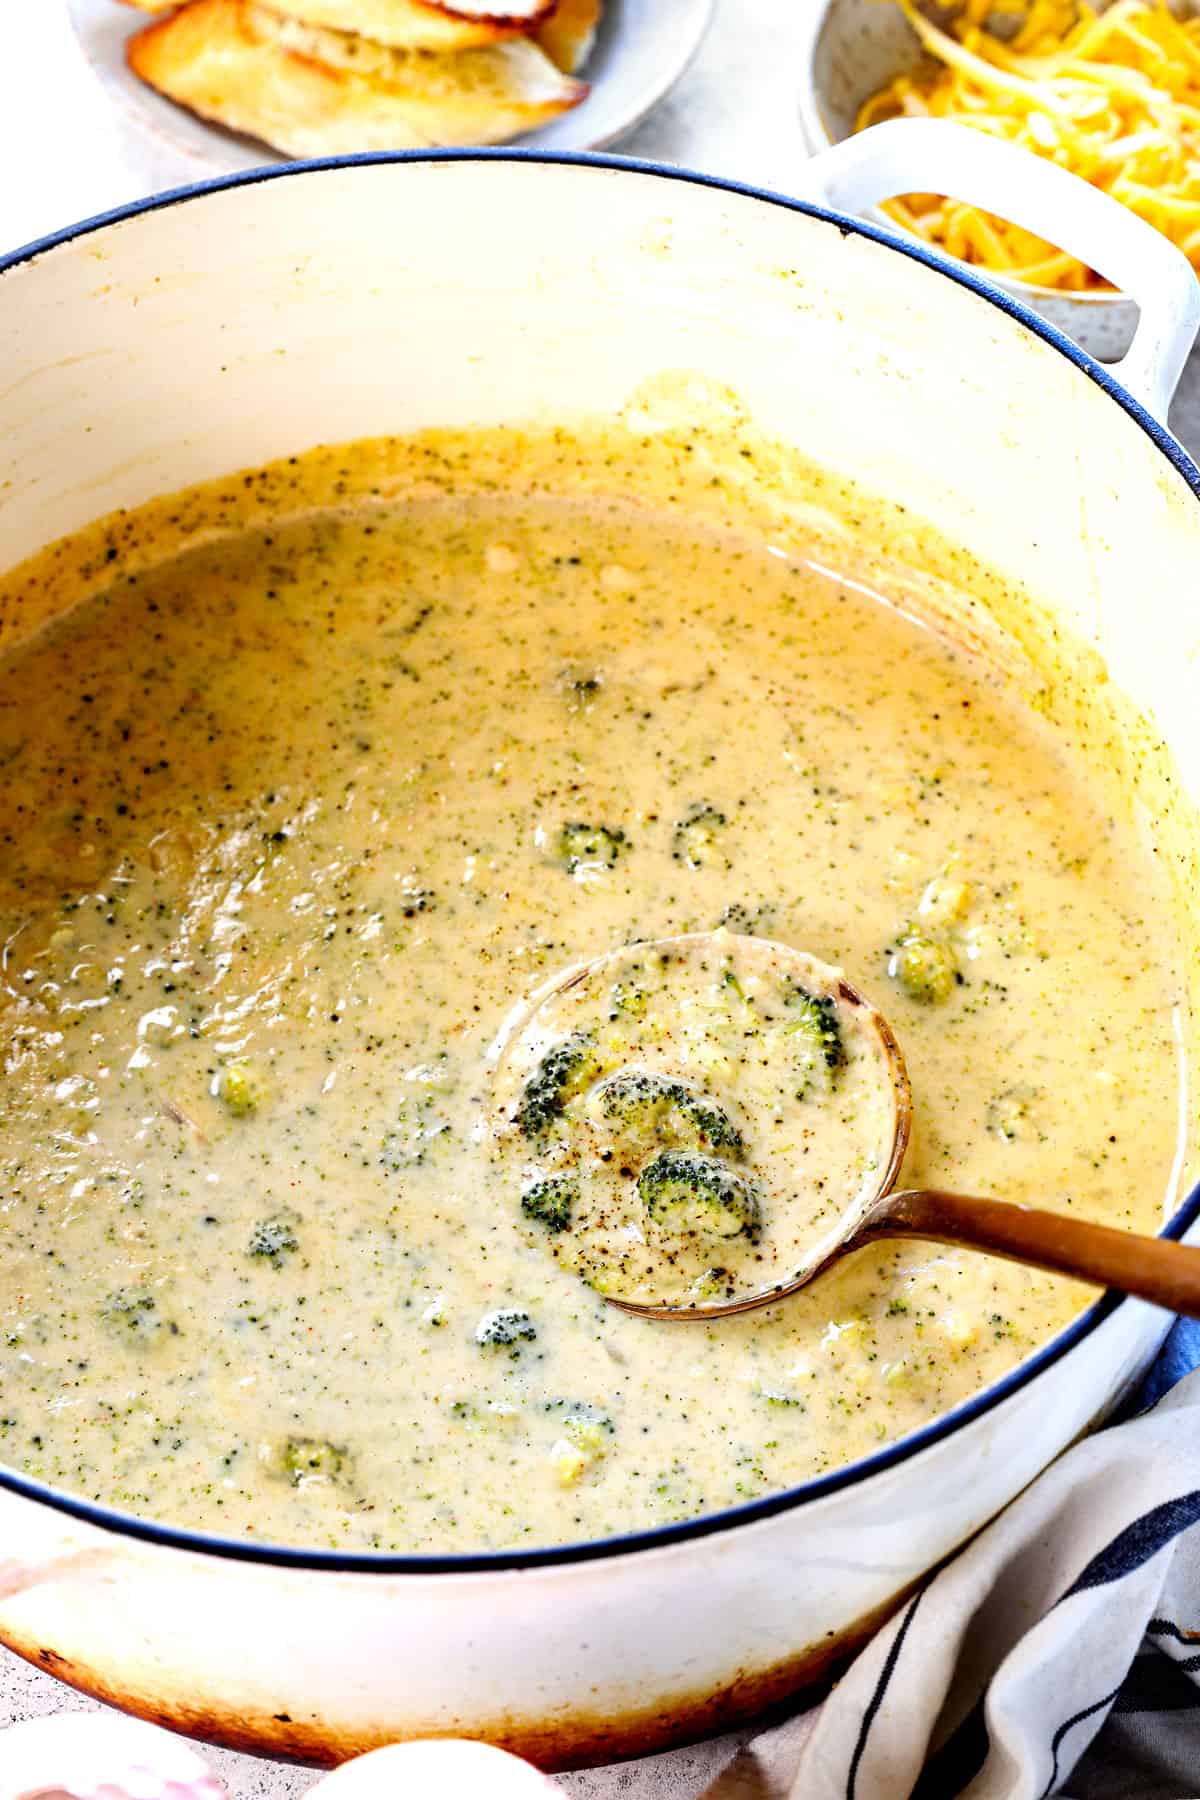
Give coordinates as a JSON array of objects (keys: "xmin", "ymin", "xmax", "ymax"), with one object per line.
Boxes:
[{"xmin": 2, "ymin": 3, "xmax": 1198, "ymax": 1791}]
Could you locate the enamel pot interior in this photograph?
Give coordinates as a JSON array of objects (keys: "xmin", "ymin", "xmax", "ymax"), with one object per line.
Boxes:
[{"xmin": 0, "ymin": 154, "xmax": 1198, "ymax": 1769}]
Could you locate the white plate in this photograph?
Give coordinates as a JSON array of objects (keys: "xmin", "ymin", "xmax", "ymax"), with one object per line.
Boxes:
[{"xmin": 66, "ymin": 0, "xmax": 715, "ymax": 180}]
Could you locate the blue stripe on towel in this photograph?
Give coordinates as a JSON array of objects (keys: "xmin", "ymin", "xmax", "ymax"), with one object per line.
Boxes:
[
  {"xmin": 887, "ymin": 1493, "xmax": 1200, "ymax": 1796},
  {"xmin": 1148, "ymin": 1619, "xmax": 1200, "ymax": 1650},
  {"xmin": 1038, "ymin": 1686, "xmax": 1123, "ymax": 1800},
  {"xmin": 1110, "ymin": 1652, "xmax": 1200, "ymax": 1715},
  {"xmin": 1139, "ymin": 1318, "xmax": 1200, "ymax": 1409},
  {"xmin": 1059, "ymin": 1492, "xmax": 1200, "ymax": 1596},
  {"xmin": 833, "ymin": 1325, "xmax": 1200, "ymax": 1800},
  {"xmin": 846, "ymin": 1587, "xmax": 926, "ymax": 1800}
]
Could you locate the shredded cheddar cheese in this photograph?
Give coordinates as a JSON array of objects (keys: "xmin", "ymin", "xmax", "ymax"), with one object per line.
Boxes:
[{"xmin": 856, "ymin": 0, "xmax": 1200, "ymax": 289}]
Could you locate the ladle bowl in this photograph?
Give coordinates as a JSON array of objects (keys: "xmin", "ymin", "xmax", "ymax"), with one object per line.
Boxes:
[{"xmin": 493, "ymin": 932, "xmax": 1200, "ymax": 1322}]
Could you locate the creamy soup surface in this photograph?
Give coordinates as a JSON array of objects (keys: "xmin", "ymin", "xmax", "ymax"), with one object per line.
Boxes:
[{"xmin": 0, "ymin": 433, "xmax": 1187, "ymax": 1552}]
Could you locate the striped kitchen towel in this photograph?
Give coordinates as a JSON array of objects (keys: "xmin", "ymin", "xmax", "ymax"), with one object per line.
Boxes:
[{"xmin": 707, "ymin": 1317, "xmax": 1200, "ymax": 1800}]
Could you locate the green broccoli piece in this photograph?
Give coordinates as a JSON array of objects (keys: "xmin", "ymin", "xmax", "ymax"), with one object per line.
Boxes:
[
  {"xmin": 888, "ymin": 928, "xmax": 961, "ymax": 1004},
  {"xmin": 521, "ymin": 1173, "xmax": 575, "ymax": 1231},
  {"xmin": 672, "ymin": 802, "xmax": 728, "ymax": 869},
  {"xmin": 520, "ymin": 1174, "xmax": 577, "ymax": 1233},
  {"xmin": 638, "ymin": 1151, "xmax": 762, "ymax": 1242},
  {"xmin": 544, "ymin": 1399, "xmax": 615, "ymax": 1435},
  {"xmin": 564, "ymin": 1415, "xmax": 612, "ymax": 1452},
  {"xmin": 784, "ymin": 984, "xmax": 845, "ymax": 1099},
  {"xmin": 475, "ymin": 1308, "xmax": 538, "ymax": 1352},
  {"xmin": 593, "ymin": 1068, "xmax": 678, "ymax": 1126},
  {"xmin": 280, "ymin": 1436, "xmax": 349, "ymax": 1487},
  {"xmin": 593, "ymin": 1068, "xmax": 743, "ymax": 1155},
  {"xmin": 216, "ymin": 1059, "xmax": 258, "ymax": 1117},
  {"xmin": 100, "ymin": 1287, "xmax": 178, "ymax": 1345},
  {"xmin": 557, "ymin": 822, "xmax": 628, "ymax": 874},
  {"xmin": 513, "ymin": 1031, "xmax": 600, "ymax": 1139},
  {"xmin": 543, "ymin": 1400, "xmax": 615, "ymax": 1455},
  {"xmin": 247, "ymin": 1211, "xmax": 300, "ymax": 1266}
]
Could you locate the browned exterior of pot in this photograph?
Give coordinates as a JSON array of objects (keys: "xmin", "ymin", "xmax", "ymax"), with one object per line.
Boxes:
[{"xmin": 0, "ymin": 1590, "xmax": 908, "ymax": 1770}]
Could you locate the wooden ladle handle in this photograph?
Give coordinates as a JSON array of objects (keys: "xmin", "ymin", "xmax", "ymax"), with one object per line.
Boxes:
[{"xmin": 860, "ymin": 1188, "xmax": 1200, "ymax": 1319}]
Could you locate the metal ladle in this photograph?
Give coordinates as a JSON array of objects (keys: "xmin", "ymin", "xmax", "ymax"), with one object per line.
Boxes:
[{"xmin": 495, "ymin": 933, "xmax": 1200, "ymax": 1322}]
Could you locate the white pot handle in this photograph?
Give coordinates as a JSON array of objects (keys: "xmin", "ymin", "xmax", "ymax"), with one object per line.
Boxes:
[{"xmin": 797, "ymin": 117, "xmax": 1200, "ymax": 424}]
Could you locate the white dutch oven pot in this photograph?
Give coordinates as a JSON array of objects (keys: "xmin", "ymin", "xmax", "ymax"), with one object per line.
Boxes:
[{"xmin": 1, "ymin": 124, "xmax": 1199, "ymax": 1769}]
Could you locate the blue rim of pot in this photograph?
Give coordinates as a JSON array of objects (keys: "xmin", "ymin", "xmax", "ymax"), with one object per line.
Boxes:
[{"xmin": 1, "ymin": 148, "xmax": 1198, "ymax": 1574}]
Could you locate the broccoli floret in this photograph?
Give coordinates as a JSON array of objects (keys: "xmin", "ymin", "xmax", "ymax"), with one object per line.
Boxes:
[
  {"xmin": 520, "ymin": 1174, "xmax": 577, "ymax": 1233},
  {"xmin": 785, "ymin": 984, "xmax": 844, "ymax": 1069},
  {"xmin": 280, "ymin": 1436, "xmax": 349, "ymax": 1487},
  {"xmin": 100, "ymin": 1287, "xmax": 178, "ymax": 1344},
  {"xmin": 247, "ymin": 1211, "xmax": 300, "ymax": 1266},
  {"xmin": 593, "ymin": 1068, "xmax": 743, "ymax": 1155},
  {"xmin": 513, "ymin": 1031, "xmax": 600, "ymax": 1140},
  {"xmin": 475, "ymin": 1308, "xmax": 538, "ymax": 1352},
  {"xmin": 672, "ymin": 1089, "xmax": 744, "ymax": 1154},
  {"xmin": 564, "ymin": 1415, "xmax": 613, "ymax": 1453},
  {"xmin": 638, "ymin": 1151, "xmax": 762, "ymax": 1242},
  {"xmin": 784, "ymin": 984, "xmax": 845, "ymax": 1099},
  {"xmin": 215, "ymin": 1059, "xmax": 258, "ymax": 1117},
  {"xmin": 672, "ymin": 802, "xmax": 728, "ymax": 869},
  {"xmin": 557, "ymin": 822, "xmax": 628, "ymax": 875},
  {"xmin": 544, "ymin": 1400, "xmax": 615, "ymax": 1454},
  {"xmin": 888, "ymin": 929, "xmax": 961, "ymax": 1004},
  {"xmin": 593, "ymin": 1067, "xmax": 677, "ymax": 1124},
  {"xmin": 545, "ymin": 1401, "xmax": 615, "ymax": 1483}
]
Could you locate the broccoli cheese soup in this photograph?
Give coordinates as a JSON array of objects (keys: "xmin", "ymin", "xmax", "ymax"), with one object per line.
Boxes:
[{"xmin": 0, "ymin": 422, "xmax": 1188, "ymax": 1553}]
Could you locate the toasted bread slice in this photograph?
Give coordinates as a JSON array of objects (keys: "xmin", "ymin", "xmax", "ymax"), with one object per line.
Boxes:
[
  {"xmin": 534, "ymin": 0, "xmax": 601, "ymax": 72},
  {"xmin": 127, "ymin": 0, "xmax": 586, "ymax": 152},
  {"xmin": 118, "ymin": 0, "xmax": 546, "ymax": 50}
]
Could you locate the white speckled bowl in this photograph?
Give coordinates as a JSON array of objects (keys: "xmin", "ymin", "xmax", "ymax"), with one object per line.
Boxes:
[{"xmin": 796, "ymin": 0, "xmax": 1141, "ymax": 361}]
